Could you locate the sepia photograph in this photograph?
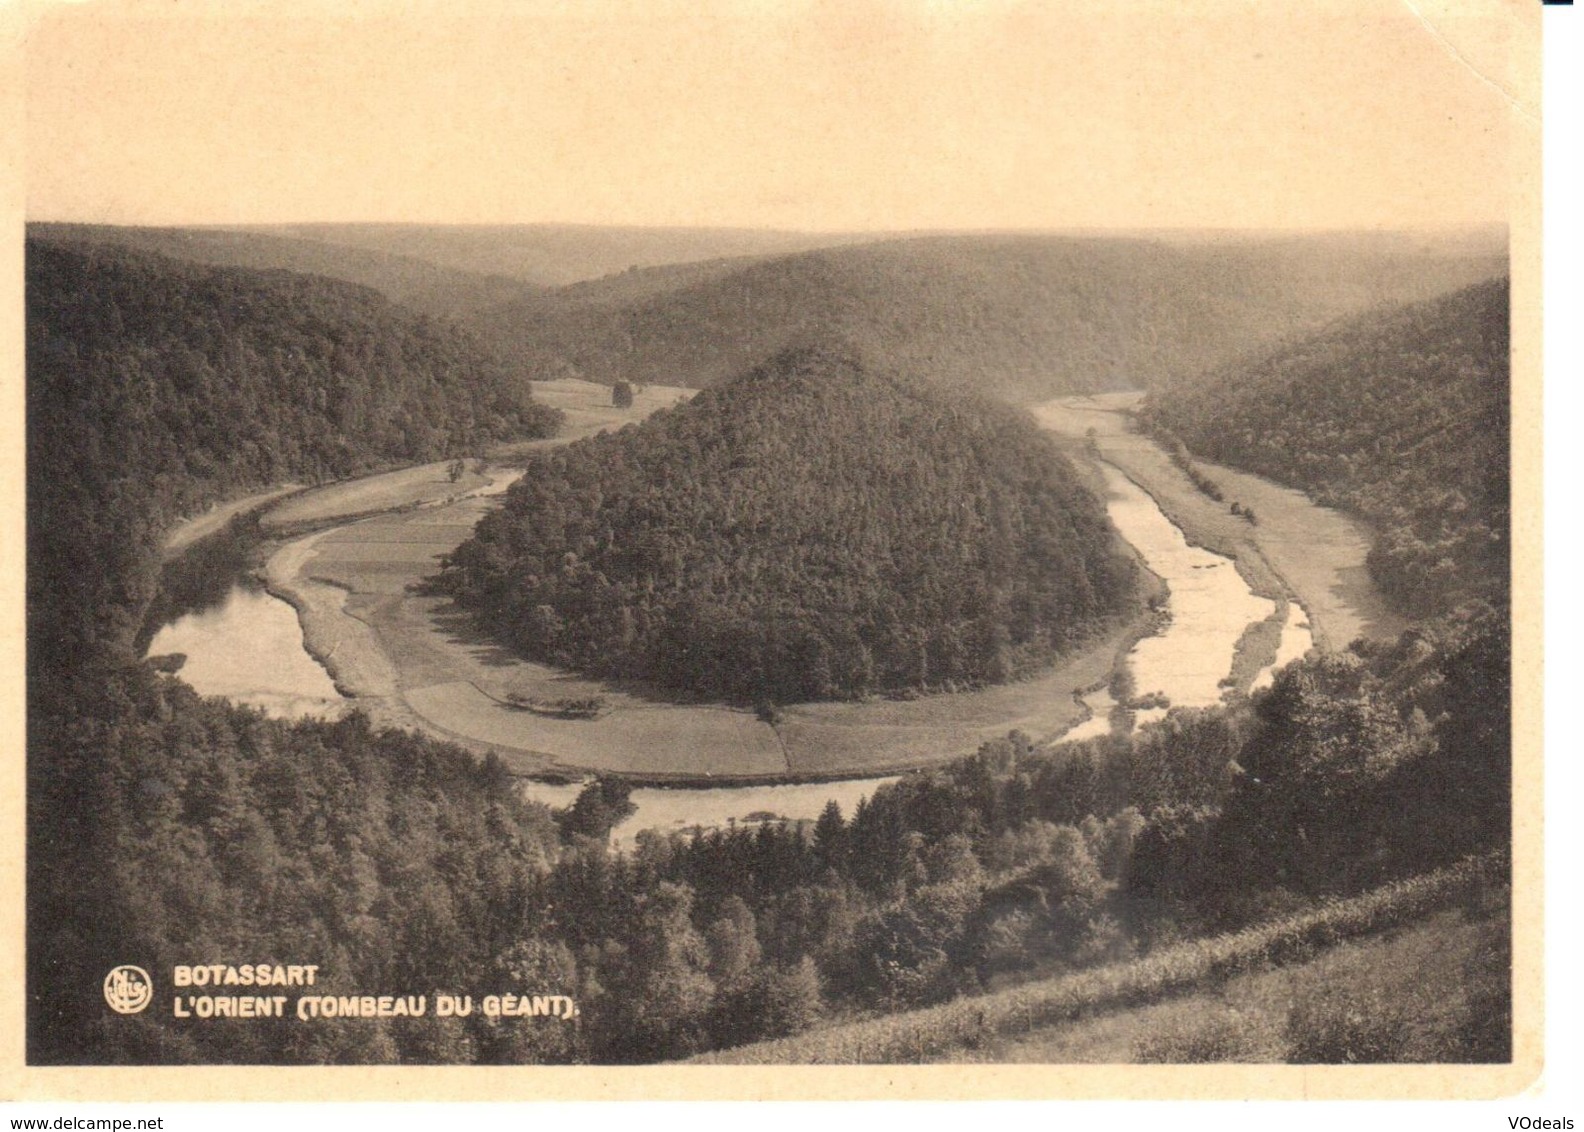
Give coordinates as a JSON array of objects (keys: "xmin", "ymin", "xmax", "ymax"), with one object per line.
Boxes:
[{"xmin": 4, "ymin": 0, "xmax": 1547, "ymax": 1102}]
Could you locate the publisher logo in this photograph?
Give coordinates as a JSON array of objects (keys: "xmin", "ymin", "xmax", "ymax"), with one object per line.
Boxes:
[{"xmin": 103, "ymin": 965, "xmax": 153, "ymax": 1014}]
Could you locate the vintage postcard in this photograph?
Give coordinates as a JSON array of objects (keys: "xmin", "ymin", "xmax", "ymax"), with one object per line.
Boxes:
[{"xmin": 0, "ymin": 0, "xmax": 1547, "ymax": 1105}]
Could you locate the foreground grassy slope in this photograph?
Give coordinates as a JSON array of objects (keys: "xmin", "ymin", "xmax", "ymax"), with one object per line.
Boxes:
[
  {"xmin": 957, "ymin": 902, "xmax": 1508, "ymax": 1064},
  {"xmin": 484, "ymin": 232, "xmax": 1506, "ymax": 401},
  {"xmin": 694, "ymin": 856, "xmax": 1505, "ymax": 1064}
]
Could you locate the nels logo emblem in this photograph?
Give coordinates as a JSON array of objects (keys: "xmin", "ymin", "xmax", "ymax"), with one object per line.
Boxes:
[{"xmin": 103, "ymin": 965, "xmax": 153, "ymax": 1015}]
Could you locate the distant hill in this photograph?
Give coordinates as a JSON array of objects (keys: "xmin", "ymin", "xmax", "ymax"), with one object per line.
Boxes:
[
  {"xmin": 28, "ymin": 223, "xmax": 535, "ymax": 322},
  {"xmin": 1141, "ymin": 276, "xmax": 1510, "ymax": 616},
  {"xmin": 32, "ymin": 226, "xmax": 1504, "ymax": 405},
  {"xmin": 479, "ymin": 233, "xmax": 1508, "ymax": 401},
  {"xmin": 259, "ymin": 222, "xmax": 883, "ymax": 287},
  {"xmin": 441, "ymin": 346, "xmax": 1139, "ymax": 704}
]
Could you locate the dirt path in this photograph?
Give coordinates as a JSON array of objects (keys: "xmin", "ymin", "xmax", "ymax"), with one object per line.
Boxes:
[{"xmin": 163, "ymin": 484, "xmax": 304, "ymax": 556}]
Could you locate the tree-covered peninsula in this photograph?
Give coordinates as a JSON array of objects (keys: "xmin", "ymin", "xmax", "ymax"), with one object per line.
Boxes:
[{"xmin": 441, "ymin": 347, "xmax": 1139, "ymax": 704}]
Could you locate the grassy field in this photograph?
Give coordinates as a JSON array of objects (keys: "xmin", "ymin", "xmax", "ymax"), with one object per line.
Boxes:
[
  {"xmin": 163, "ymin": 483, "xmax": 304, "ymax": 555},
  {"xmin": 520, "ymin": 378, "xmax": 698, "ymax": 443},
  {"xmin": 1180, "ymin": 458, "xmax": 1406, "ymax": 647},
  {"xmin": 777, "ymin": 618, "xmax": 1136, "ymax": 775},
  {"xmin": 403, "ymin": 681, "xmax": 789, "ymax": 777},
  {"xmin": 694, "ymin": 856, "xmax": 1505, "ymax": 1064}
]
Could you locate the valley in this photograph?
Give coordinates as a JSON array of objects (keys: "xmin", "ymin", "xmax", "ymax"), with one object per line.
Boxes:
[{"xmin": 29, "ymin": 222, "xmax": 1513, "ymax": 1068}]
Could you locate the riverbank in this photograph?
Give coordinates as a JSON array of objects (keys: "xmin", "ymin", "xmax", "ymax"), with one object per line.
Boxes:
[
  {"xmin": 1034, "ymin": 393, "xmax": 1403, "ymax": 650},
  {"xmin": 162, "ymin": 484, "xmax": 305, "ymax": 557}
]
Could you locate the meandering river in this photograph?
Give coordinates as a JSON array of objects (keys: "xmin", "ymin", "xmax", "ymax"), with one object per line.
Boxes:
[{"xmin": 146, "ymin": 402, "xmax": 1357, "ymax": 845}]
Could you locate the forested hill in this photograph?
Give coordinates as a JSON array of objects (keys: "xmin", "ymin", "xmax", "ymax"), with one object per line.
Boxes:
[
  {"xmin": 27, "ymin": 237, "xmax": 566, "ymax": 1065},
  {"xmin": 32, "ymin": 227, "xmax": 1505, "ymax": 405},
  {"xmin": 28, "ymin": 224, "xmax": 533, "ymax": 322},
  {"xmin": 480, "ymin": 234, "xmax": 1507, "ymax": 402},
  {"xmin": 27, "ymin": 237, "xmax": 561, "ymax": 667},
  {"xmin": 441, "ymin": 347, "xmax": 1139, "ymax": 704},
  {"xmin": 1141, "ymin": 277, "xmax": 1509, "ymax": 616}
]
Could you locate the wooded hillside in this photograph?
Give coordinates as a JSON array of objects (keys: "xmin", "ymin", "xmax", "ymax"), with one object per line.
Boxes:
[
  {"xmin": 1141, "ymin": 277, "xmax": 1509, "ymax": 616},
  {"xmin": 26, "ymin": 239, "xmax": 567, "ymax": 1064}
]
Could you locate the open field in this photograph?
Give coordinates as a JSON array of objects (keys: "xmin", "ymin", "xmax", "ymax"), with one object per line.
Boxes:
[
  {"xmin": 272, "ymin": 479, "xmax": 1156, "ymax": 778},
  {"xmin": 518, "ymin": 378, "xmax": 698, "ymax": 444},
  {"xmin": 261, "ymin": 461, "xmax": 496, "ymax": 530},
  {"xmin": 776, "ymin": 621, "xmax": 1135, "ymax": 775},
  {"xmin": 1035, "ymin": 394, "xmax": 1403, "ymax": 649},
  {"xmin": 404, "ymin": 682, "xmax": 789, "ymax": 777},
  {"xmin": 1182, "ymin": 458, "xmax": 1406, "ymax": 647}
]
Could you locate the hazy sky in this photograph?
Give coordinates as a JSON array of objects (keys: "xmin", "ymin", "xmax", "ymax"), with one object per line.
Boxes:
[{"xmin": 23, "ymin": 0, "xmax": 1535, "ymax": 230}]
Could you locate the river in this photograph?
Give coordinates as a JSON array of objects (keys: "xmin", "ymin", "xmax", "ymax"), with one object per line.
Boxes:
[
  {"xmin": 146, "ymin": 585, "xmax": 344, "ymax": 719},
  {"xmin": 145, "ymin": 417, "xmax": 1330, "ymax": 846},
  {"xmin": 1098, "ymin": 463, "xmax": 1278, "ymax": 725}
]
